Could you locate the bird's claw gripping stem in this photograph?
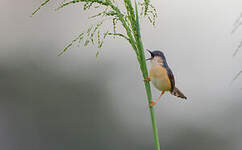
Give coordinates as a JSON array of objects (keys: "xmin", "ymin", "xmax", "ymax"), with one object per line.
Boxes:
[
  {"xmin": 149, "ymin": 100, "xmax": 156, "ymax": 107},
  {"xmin": 149, "ymin": 91, "xmax": 165, "ymax": 107},
  {"xmin": 144, "ymin": 77, "xmax": 151, "ymax": 82}
]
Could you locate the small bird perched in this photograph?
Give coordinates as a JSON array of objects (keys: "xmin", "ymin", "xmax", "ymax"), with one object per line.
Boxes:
[{"xmin": 145, "ymin": 50, "xmax": 187, "ymax": 107}]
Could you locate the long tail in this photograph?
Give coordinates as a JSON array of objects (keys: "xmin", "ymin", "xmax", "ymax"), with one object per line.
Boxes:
[{"xmin": 171, "ymin": 87, "xmax": 187, "ymax": 99}]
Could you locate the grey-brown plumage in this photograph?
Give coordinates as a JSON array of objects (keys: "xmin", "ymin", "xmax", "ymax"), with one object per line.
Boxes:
[
  {"xmin": 172, "ymin": 87, "xmax": 187, "ymax": 99},
  {"xmin": 147, "ymin": 50, "xmax": 187, "ymax": 100},
  {"xmin": 166, "ymin": 65, "xmax": 187, "ymax": 99}
]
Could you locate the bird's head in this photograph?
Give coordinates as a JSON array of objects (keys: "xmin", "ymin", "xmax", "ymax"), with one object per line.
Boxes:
[{"xmin": 146, "ymin": 49, "xmax": 167, "ymax": 64}]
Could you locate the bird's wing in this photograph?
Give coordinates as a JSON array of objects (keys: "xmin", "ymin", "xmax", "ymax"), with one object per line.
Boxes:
[{"xmin": 166, "ymin": 67, "xmax": 175, "ymax": 92}]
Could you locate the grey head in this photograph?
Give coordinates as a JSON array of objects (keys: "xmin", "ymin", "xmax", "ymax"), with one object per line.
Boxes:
[{"xmin": 146, "ymin": 49, "xmax": 167, "ymax": 62}]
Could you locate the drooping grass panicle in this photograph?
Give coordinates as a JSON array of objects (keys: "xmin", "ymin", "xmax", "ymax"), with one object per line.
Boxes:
[
  {"xmin": 232, "ymin": 12, "xmax": 242, "ymax": 34},
  {"xmin": 32, "ymin": 0, "xmax": 153, "ymax": 54},
  {"xmin": 233, "ymin": 70, "xmax": 242, "ymax": 81},
  {"xmin": 58, "ymin": 33, "xmax": 84, "ymax": 56},
  {"xmin": 233, "ymin": 40, "xmax": 242, "ymax": 57},
  {"xmin": 32, "ymin": 0, "xmax": 50, "ymax": 16},
  {"xmin": 231, "ymin": 12, "xmax": 242, "ymax": 80},
  {"xmin": 139, "ymin": 2, "xmax": 157, "ymax": 26}
]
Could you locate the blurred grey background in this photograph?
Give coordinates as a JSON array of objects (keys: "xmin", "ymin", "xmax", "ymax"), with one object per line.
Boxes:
[{"xmin": 0, "ymin": 0, "xmax": 242, "ymax": 150}]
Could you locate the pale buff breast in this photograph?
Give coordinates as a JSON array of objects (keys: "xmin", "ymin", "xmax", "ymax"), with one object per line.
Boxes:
[{"xmin": 150, "ymin": 64, "xmax": 171, "ymax": 91}]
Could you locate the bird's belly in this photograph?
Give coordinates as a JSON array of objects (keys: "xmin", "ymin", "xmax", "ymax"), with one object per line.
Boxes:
[{"xmin": 150, "ymin": 66, "xmax": 171, "ymax": 91}]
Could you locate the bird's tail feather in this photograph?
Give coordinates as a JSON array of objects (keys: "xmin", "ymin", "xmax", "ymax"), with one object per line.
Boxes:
[{"xmin": 172, "ymin": 87, "xmax": 187, "ymax": 99}]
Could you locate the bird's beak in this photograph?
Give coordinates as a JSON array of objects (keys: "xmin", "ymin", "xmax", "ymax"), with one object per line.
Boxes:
[{"xmin": 146, "ymin": 49, "xmax": 154, "ymax": 61}]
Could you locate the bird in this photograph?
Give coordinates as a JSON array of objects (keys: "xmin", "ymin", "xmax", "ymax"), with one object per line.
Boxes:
[{"xmin": 145, "ymin": 49, "xmax": 187, "ymax": 107}]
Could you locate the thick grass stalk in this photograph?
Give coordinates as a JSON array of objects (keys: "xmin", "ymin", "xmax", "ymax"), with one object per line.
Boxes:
[{"xmin": 133, "ymin": 2, "xmax": 160, "ymax": 150}]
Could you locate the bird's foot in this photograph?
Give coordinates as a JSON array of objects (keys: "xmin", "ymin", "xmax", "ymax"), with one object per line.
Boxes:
[
  {"xmin": 149, "ymin": 100, "xmax": 157, "ymax": 107},
  {"xmin": 144, "ymin": 77, "xmax": 151, "ymax": 82}
]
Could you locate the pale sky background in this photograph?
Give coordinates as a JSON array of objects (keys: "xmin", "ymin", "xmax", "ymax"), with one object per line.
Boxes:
[{"xmin": 0, "ymin": 0, "xmax": 242, "ymax": 150}]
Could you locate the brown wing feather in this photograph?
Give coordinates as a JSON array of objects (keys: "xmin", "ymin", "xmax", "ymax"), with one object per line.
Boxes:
[{"xmin": 166, "ymin": 67, "xmax": 175, "ymax": 92}]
